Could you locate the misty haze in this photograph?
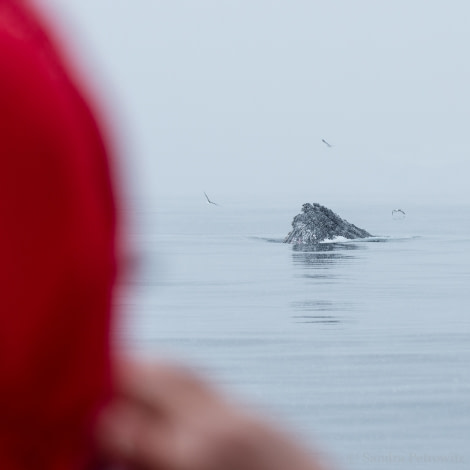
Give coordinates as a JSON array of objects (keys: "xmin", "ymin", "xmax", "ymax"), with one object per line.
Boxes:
[{"xmin": 42, "ymin": 1, "xmax": 470, "ymax": 468}]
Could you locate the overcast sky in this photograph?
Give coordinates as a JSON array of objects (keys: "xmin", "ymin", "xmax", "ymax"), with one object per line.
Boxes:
[{"xmin": 39, "ymin": 1, "xmax": 470, "ymax": 205}]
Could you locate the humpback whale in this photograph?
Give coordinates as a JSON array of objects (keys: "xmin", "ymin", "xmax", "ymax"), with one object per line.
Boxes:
[{"xmin": 284, "ymin": 203, "xmax": 372, "ymax": 244}]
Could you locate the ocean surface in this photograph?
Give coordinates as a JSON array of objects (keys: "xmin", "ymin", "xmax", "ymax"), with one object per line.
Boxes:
[{"xmin": 116, "ymin": 198, "xmax": 470, "ymax": 470}]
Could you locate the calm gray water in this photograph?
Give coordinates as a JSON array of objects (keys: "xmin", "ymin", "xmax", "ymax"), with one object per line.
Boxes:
[{"xmin": 116, "ymin": 199, "xmax": 470, "ymax": 470}]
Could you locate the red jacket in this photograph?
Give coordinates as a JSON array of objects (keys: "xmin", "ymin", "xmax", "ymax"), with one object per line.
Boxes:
[{"xmin": 0, "ymin": 1, "xmax": 117, "ymax": 468}]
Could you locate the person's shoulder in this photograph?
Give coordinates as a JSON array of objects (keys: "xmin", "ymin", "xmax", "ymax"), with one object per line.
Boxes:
[
  {"xmin": 0, "ymin": 2, "xmax": 81, "ymax": 189},
  {"xmin": 0, "ymin": 0, "xmax": 72, "ymax": 102},
  {"xmin": 0, "ymin": 1, "xmax": 45, "ymax": 61}
]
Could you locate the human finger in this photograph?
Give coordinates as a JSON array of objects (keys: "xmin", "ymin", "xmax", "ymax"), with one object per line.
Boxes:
[{"xmin": 113, "ymin": 357, "xmax": 224, "ymax": 416}]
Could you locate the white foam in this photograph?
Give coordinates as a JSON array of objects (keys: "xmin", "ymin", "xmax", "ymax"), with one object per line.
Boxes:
[{"xmin": 320, "ymin": 236, "xmax": 348, "ymax": 244}]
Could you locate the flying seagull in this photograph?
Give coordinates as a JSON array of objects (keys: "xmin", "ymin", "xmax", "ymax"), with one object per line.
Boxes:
[
  {"xmin": 392, "ymin": 209, "xmax": 406, "ymax": 216},
  {"xmin": 204, "ymin": 192, "xmax": 219, "ymax": 206},
  {"xmin": 322, "ymin": 139, "xmax": 333, "ymax": 148}
]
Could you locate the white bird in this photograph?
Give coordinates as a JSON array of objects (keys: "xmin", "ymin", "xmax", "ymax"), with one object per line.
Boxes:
[
  {"xmin": 322, "ymin": 139, "xmax": 333, "ymax": 148},
  {"xmin": 392, "ymin": 209, "xmax": 406, "ymax": 216},
  {"xmin": 204, "ymin": 192, "xmax": 219, "ymax": 206}
]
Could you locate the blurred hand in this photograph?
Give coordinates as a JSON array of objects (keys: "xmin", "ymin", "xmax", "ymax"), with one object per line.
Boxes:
[{"xmin": 95, "ymin": 358, "xmax": 330, "ymax": 470}]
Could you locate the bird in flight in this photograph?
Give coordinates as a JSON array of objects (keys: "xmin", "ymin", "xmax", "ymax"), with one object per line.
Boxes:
[
  {"xmin": 322, "ymin": 139, "xmax": 333, "ymax": 148},
  {"xmin": 392, "ymin": 209, "xmax": 406, "ymax": 217},
  {"xmin": 204, "ymin": 192, "xmax": 219, "ymax": 206}
]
